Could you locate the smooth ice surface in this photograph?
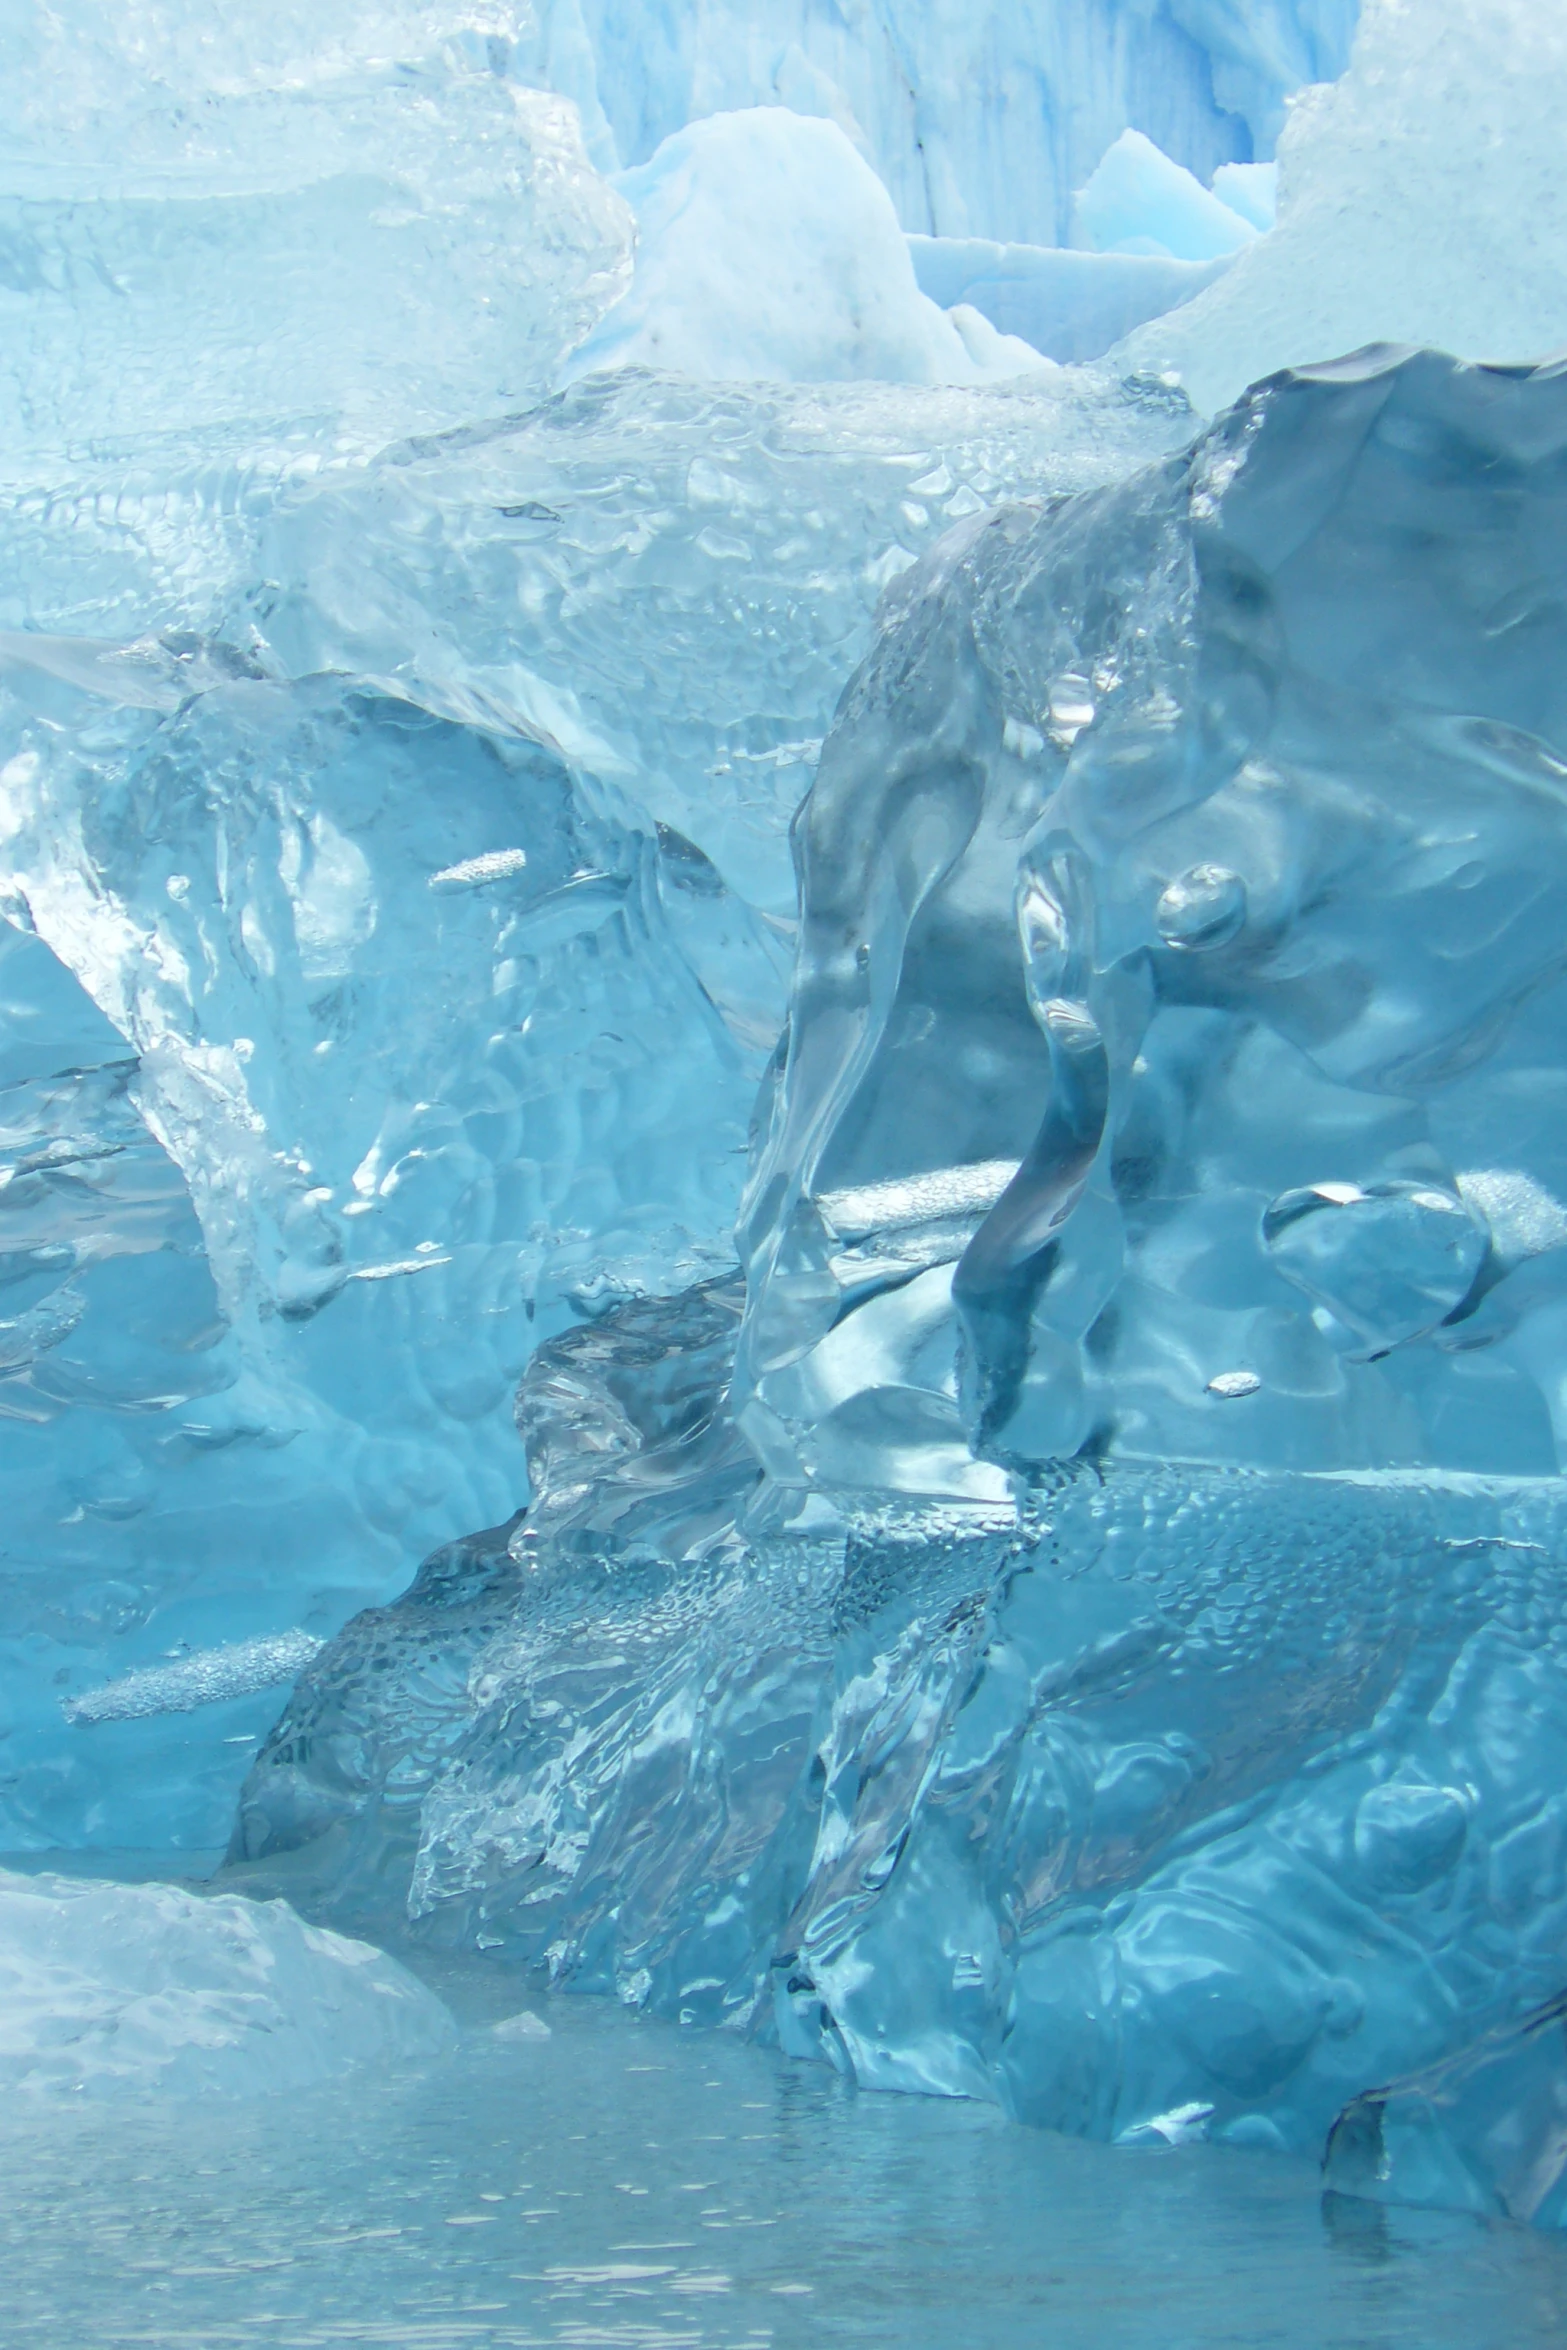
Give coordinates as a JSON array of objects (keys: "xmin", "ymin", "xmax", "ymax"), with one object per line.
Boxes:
[
  {"xmin": 1127, "ymin": 0, "xmax": 1567, "ymax": 412},
  {"xmin": 0, "ymin": 1867, "xmax": 451, "ymax": 2096},
  {"xmin": 565, "ymin": 111, "xmax": 1053, "ymax": 386},
  {"xmin": 1325, "ymin": 1991, "xmax": 1567, "ymax": 2227},
  {"xmin": 2, "ymin": 1947, "xmax": 1564, "ymax": 2348},
  {"xmin": 1074, "ymin": 129, "xmax": 1260, "ymax": 260},
  {"xmin": 1211, "ymin": 159, "xmax": 1279, "ymax": 231}
]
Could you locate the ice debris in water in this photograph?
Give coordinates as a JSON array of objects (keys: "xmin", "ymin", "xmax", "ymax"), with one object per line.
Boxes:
[
  {"xmin": 0, "ymin": 1868, "xmax": 452, "ymax": 2097},
  {"xmin": 235, "ymin": 351, "xmax": 1567, "ymax": 2213},
  {"xmin": 1073, "ymin": 130, "xmax": 1261, "ymax": 261}
]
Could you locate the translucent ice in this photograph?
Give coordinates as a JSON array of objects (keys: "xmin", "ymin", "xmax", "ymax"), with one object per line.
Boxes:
[
  {"xmin": 1324, "ymin": 1993, "xmax": 1567, "ymax": 2226},
  {"xmin": 0, "ymin": 1868, "xmax": 452, "ymax": 2097},
  {"xmin": 736, "ymin": 347, "xmax": 1567, "ymax": 1489},
  {"xmin": 0, "ymin": 1, "xmax": 633, "ymax": 462},
  {"xmin": 238, "ymin": 1307, "xmax": 1567, "ymax": 2159},
  {"xmin": 0, "ymin": 298, "xmax": 1190, "ymax": 1844},
  {"xmin": 238, "ymin": 352, "xmax": 1567, "ymax": 2185}
]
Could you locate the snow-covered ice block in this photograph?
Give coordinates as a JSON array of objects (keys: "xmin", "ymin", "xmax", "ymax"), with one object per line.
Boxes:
[
  {"xmin": 0, "ymin": 1869, "xmax": 452, "ymax": 2097},
  {"xmin": 909, "ymin": 234, "xmax": 1231, "ymax": 364},
  {"xmin": 1126, "ymin": 0, "xmax": 1567, "ymax": 412},
  {"xmin": 1074, "ymin": 130, "xmax": 1259, "ymax": 261},
  {"xmin": 563, "ymin": 109, "xmax": 1046, "ymax": 386}
]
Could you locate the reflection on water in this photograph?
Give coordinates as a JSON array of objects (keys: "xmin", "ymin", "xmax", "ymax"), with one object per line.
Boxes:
[{"xmin": 4, "ymin": 1947, "xmax": 1566, "ymax": 2348}]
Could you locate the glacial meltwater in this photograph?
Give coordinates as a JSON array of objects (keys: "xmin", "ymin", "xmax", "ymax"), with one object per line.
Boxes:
[{"xmin": 2, "ymin": 1900, "xmax": 1565, "ymax": 2350}]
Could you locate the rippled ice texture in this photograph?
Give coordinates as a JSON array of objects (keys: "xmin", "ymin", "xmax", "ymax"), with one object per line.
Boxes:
[
  {"xmin": 6, "ymin": 0, "xmax": 1567, "ymax": 2267},
  {"xmin": 0, "ymin": 100, "xmax": 1193, "ymax": 1848},
  {"xmin": 236, "ymin": 351, "xmax": 1567, "ymax": 2217}
]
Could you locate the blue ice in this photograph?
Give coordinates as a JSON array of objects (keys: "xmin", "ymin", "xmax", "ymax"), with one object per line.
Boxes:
[{"xmin": 7, "ymin": 0, "xmax": 1567, "ymax": 2263}]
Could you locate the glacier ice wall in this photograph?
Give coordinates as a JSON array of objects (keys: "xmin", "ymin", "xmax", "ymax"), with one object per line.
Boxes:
[
  {"xmin": 565, "ymin": 0, "xmax": 1358, "ymax": 244},
  {"xmin": 237, "ymin": 351, "xmax": 1567, "ymax": 2173}
]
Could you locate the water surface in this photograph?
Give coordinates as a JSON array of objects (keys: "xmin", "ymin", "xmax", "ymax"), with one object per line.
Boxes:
[{"xmin": 5, "ymin": 1940, "xmax": 1566, "ymax": 2348}]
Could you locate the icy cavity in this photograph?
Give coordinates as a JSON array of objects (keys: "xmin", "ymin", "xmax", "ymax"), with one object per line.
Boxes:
[
  {"xmin": 0, "ymin": 1867, "xmax": 451, "ymax": 2096},
  {"xmin": 1126, "ymin": 0, "xmax": 1567, "ymax": 413},
  {"xmin": 236, "ymin": 353, "xmax": 1567, "ymax": 2181}
]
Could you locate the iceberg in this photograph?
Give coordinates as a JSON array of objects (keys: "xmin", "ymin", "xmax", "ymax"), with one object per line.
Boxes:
[
  {"xmin": 908, "ymin": 237, "xmax": 1231, "ymax": 368},
  {"xmin": 1073, "ymin": 130, "xmax": 1259, "ymax": 261},
  {"xmin": 236, "ymin": 349, "xmax": 1567, "ymax": 2172},
  {"xmin": 564, "ymin": 110, "xmax": 1055, "ymax": 386},
  {"xmin": 5, "ymin": 0, "xmax": 1567, "ymax": 2267},
  {"xmin": 0, "ymin": 1866, "xmax": 452, "ymax": 2096},
  {"xmin": 562, "ymin": 0, "xmax": 1357, "ymax": 243}
]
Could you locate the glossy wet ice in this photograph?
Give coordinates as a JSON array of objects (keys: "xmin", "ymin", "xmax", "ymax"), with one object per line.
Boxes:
[{"xmin": 5, "ymin": 1936, "xmax": 1566, "ymax": 2350}]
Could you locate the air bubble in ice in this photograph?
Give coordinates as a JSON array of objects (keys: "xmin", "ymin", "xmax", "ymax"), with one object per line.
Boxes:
[{"xmin": 1155, "ymin": 864, "xmax": 1247, "ymax": 951}]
